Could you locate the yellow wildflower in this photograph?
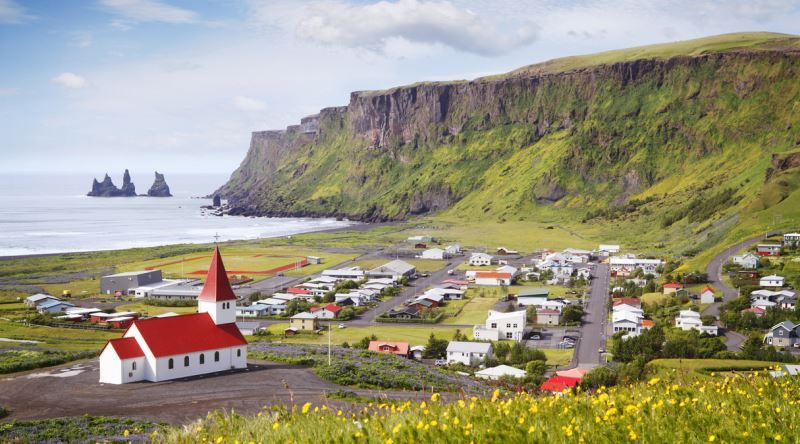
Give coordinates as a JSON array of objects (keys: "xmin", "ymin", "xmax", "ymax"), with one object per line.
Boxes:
[{"xmin": 301, "ymin": 402, "xmax": 312, "ymax": 414}]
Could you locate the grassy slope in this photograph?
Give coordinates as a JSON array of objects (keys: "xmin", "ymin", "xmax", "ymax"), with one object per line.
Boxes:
[
  {"xmin": 224, "ymin": 32, "xmax": 800, "ymax": 268},
  {"xmin": 162, "ymin": 369, "xmax": 797, "ymax": 443}
]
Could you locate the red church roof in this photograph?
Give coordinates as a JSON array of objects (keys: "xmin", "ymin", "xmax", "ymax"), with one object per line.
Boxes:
[
  {"xmin": 539, "ymin": 376, "xmax": 581, "ymax": 393},
  {"xmin": 129, "ymin": 313, "xmax": 246, "ymax": 357},
  {"xmin": 103, "ymin": 337, "xmax": 144, "ymax": 359},
  {"xmin": 198, "ymin": 247, "xmax": 237, "ymax": 302}
]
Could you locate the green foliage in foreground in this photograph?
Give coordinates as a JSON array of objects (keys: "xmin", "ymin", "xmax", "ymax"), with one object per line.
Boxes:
[
  {"xmin": 162, "ymin": 370, "xmax": 800, "ymax": 443},
  {"xmin": 0, "ymin": 416, "xmax": 162, "ymax": 443}
]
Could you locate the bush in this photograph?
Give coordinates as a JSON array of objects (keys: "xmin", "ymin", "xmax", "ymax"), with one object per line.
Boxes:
[
  {"xmin": 423, "ymin": 334, "xmax": 448, "ymax": 359},
  {"xmin": 580, "ymin": 366, "xmax": 618, "ymax": 390},
  {"xmin": 140, "ymin": 298, "xmax": 195, "ymax": 307}
]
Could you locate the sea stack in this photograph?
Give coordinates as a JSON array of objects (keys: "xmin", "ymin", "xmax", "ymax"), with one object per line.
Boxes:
[
  {"xmin": 87, "ymin": 171, "xmax": 137, "ymax": 197},
  {"xmin": 147, "ymin": 171, "xmax": 172, "ymax": 197},
  {"xmin": 212, "ymin": 195, "xmax": 222, "ymax": 207}
]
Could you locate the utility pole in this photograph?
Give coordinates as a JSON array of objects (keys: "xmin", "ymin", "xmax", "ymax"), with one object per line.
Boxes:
[{"xmin": 328, "ymin": 323, "xmax": 332, "ymax": 366}]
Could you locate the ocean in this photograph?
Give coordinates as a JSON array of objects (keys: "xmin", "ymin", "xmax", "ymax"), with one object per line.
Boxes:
[{"xmin": 0, "ymin": 173, "xmax": 354, "ymax": 257}]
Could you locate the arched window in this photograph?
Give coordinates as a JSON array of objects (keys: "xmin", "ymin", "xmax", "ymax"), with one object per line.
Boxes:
[
  {"xmin": 237, "ymin": 349, "xmax": 241, "ymax": 357},
  {"xmin": 214, "ymin": 351, "xmax": 220, "ymax": 362},
  {"xmin": 184, "ymin": 356, "xmax": 189, "ymax": 367},
  {"xmin": 168, "ymin": 358, "xmax": 173, "ymax": 369},
  {"xmin": 132, "ymin": 361, "xmax": 137, "ymax": 370},
  {"xmin": 200, "ymin": 353, "xmax": 205, "ymax": 365}
]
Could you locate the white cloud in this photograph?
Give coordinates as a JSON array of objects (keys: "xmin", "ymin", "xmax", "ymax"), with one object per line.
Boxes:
[
  {"xmin": 0, "ymin": 0, "xmax": 30, "ymax": 24},
  {"xmin": 290, "ymin": 0, "xmax": 539, "ymax": 56},
  {"xmin": 232, "ymin": 96, "xmax": 266, "ymax": 112},
  {"xmin": 100, "ymin": 0, "xmax": 197, "ymax": 24},
  {"xmin": 0, "ymin": 87, "xmax": 18, "ymax": 96},
  {"xmin": 51, "ymin": 73, "xmax": 90, "ymax": 89}
]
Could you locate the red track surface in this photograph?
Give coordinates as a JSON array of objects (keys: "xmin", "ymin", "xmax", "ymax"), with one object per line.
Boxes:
[{"xmin": 144, "ymin": 255, "xmax": 308, "ymax": 275}]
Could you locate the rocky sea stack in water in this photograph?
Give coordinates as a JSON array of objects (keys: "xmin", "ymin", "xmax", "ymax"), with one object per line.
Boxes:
[
  {"xmin": 87, "ymin": 170, "xmax": 137, "ymax": 197},
  {"xmin": 147, "ymin": 171, "xmax": 172, "ymax": 197}
]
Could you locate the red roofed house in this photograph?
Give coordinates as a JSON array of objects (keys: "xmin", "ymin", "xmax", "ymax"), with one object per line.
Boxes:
[
  {"xmin": 287, "ymin": 287, "xmax": 311, "ymax": 295},
  {"xmin": 99, "ymin": 247, "xmax": 247, "ymax": 385},
  {"xmin": 612, "ymin": 298, "xmax": 642, "ymax": 309},
  {"xmin": 309, "ymin": 303, "xmax": 343, "ymax": 319},
  {"xmin": 474, "ymin": 271, "xmax": 513, "ymax": 286},
  {"xmin": 700, "ymin": 286, "xmax": 716, "ymax": 304},
  {"xmin": 540, "ymin": 375, "xmax": 581, "ymax": 393},
  {"xmin": 662, "ymin": 283, "xmax": 684, "ymax": 295},
  {"xmin": 741, "ymin": 307, "xmax": 766, "ymax": 318},
  {"xmin": 368, "ymin": 341, "xmax": 410, "ymax": 358}
]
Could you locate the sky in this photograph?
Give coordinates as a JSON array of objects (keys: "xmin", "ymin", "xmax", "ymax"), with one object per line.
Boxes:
[{"xmin": 1, "ymin": 0, "xmax": 799, "ymax": 176}]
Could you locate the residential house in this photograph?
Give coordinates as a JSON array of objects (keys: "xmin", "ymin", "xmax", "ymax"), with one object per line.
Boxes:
[
  {"xmin": 368, "ymin": 260, "xmax": 417, "ymax": 281},
  {"xmin": 446, "ymin": 342, "xmax": 493, "ymax": 366},
  {"xmin": 750, "ymin": 289, "xmax": 796, "ymax": 310},
  {"xmin": 407, "ymin": 235, "xmax": 433, "ymax": 243},
  {"xmin": 662, "ymin": 283, "xmax": 684, "ymax": 295},
  {"xmin": 473, "ymin": 310, "xmax": 526, "ymax": 341},
  {"xmin": 784, "ymin": 233, "xmax": 800, "ymax": 246},
  {"xmin": 385, "ymin": 307, "xmax": 421, "ymax": 319},
  {"xmin": 609, "ymin": 257, "xmax": 663, "ymax": 276},
  {"xmin": 469, "ymin": 253, "xmax": 494, "ymax": 266},
  {"xmin": 756, "ymin": 244, "xmax": 782, "ymax": 256},
  {"xmin": 410, "ymin": 345, "xmax": 426, "ymax": 360},
  {"xmin": 760, "ymin": 275, "xmax": 785, "ymax": 288},
  {"xmin": 516, "ymin": 288, "xmax": 549, "ymax": 306},
  {"xmin": 24, "ymin": 293, "xmax": 59, "ymax": 307},
  {"xmin": 536, "ymin": 308, "xmax": 561, "ymax": 325},
  {"xmin": 770, "ymin": 364, "xmax": 800, "ymax": 378},
  {"xmin": 764, "ymin": 321, "xmax": 799, "ymax": 348},
  {"xmin": 37, "ymin": 299, "xmax": 75, "ymax": 314},
  {"xmin": 289, "ymin": 312, "xmax": 319, "ymax": 331},
  {"xmin": 408, "ymin": 298, "xmax": 437, "ymax": 311},
  {"xmin": 496, "ymin": 247, "xmax": 519, "ymax": 256},
  {"xmin": 426, "ymin": 287, "xmax": 465, "ymax": 300},
  {"xmin": 699, "ymin": 286, "xmax": 716, "ymax": 304},
  {"xmin": 598, "ymin": 244, "xmax": 621, "ymax": 254},
  {"xmin": 368, "ymin": 341, "xmax": 410, "ymax": 358},
  {"xmin": 732, "ymin": 252, "xmax": 760, "ymax": 269},
  {"xmin": 495, "ymin": 265, "xmax": 519, "ymax": 277},
  {"xmin": 611, "ymin": 303, "xmax": 650, "ymax": 337},
  {"xmin": 740, "ymin": 307, "xmax": 766, "ymax": 317},
  {"xmin": 413, "ymin": 293, "xmax": 445, "ymax": 306},
  {"xmin": 576, "ymin": 267, "xmax": 592, "ymax": 280},
  {"xmin": 309, "ymin": 304, "xmax": 343, "ymax": 319},
  {"xmin": 236, "ymin": 304, "xmax": 272, "ymax": 318},
  {"xmin": 444, "ymin": 245, "xmax": 461, "ymax": 256},
  {"xmin": 255, "ymin": 298, "xmax": 290, "ymax": 315},
  {"xmin": 474, "ymin": 271, "xmax": 512, "ymax": 286},
  {"xmin": 321, "ymin": 267, "xmax": 365, "ymax": 281},
  {"xmin": 236, "ymin": 321, "xmax": 263, "ymax": 336},
  {"xmin": 421, "ymin": 248, "xmax": 447, "ymax": 260},
  {"xmin": 475, "ymin": 365, "xmax": 526, "ymax": 380},
  {"xmin": 675, "ymin": 310, "xmax": 718, "ymax": 335}
]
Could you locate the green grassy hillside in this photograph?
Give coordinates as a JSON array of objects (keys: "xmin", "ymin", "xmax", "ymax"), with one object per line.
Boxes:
[{"xmin": 221, "ymin": 32, "xmax": 800, "ymax": 260}]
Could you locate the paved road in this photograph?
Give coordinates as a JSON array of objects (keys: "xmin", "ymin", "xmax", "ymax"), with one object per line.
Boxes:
[
  {"xmin": 0, "ymin": 359, "xmax": 433, "ymax": 424},
  {"xmin": 703, "ymin": 230, "xmax": 782, "ymax": 317},
  {"xmin": 575, "ymin": 263, "xmax": 609, "ymax": 368}
]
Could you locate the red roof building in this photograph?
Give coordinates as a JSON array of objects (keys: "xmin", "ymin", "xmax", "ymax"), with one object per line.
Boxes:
[
  {"xmin": 99, "ymin": 247, "xmax": 247, "ymax": 385},
  {"xmin": 540, "ymin": 376, "xmax": 581, "ymax": 393},
  {"xmin": 368, "ymin": 341, "xmax": 410, "ymax": 357},
  {"xmin": 613, "ymin": 298, "xmax": 642, "ymax": 308},
  {"xmin": 287, "ymin": 287, "xmax": 311, "ymax": 295},
  {"xmin": 309, "ymin": 304, "xmax": 343, "ymax": 318},
  {"xmin": 663, "ymin": 283, "xmax": 684, "ymax": 289},
  {"xmin": 474, "ymin": 271, "xmax": 513, "ymax": 279}
]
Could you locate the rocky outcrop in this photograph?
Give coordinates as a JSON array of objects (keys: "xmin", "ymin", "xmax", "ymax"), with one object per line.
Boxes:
[
  {"xmin": 87, "ymin": 170, "xmax": 137, "ymax": 197},
  {"xmin": 147, "ymin": 172, "xmax": 172, "ymax": 197}
]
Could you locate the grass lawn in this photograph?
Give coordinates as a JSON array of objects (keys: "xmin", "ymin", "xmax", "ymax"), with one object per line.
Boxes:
[
  {"xmin": 40, "ymin": 279, "xmax": 101, "ymax": 299},
  {"xmin": 0, "ymin": 320, "xmax": 117, "ymax": 353},
  {"xmin": 115, "ymin": 303, "xmax": 197, "ymax": 317},
  {"xmin": 641, "ymin": 292, "xmax": 669, "ymax": 305},
  {"xmin": 437, "ymin": 298, "xmax": 470, "ymax": 318},
  {"xmin": 441, "ymin": 294, "xmax": 504, "ymax": 325},
  {"xmin": 649, "ymin": 358, "xmax": 777, "ymax": 374},
  {"xmin": 0, "ymin": 302, "xmax": 26, "ymax": 312},
  {"xmin": 542, "ymin": 349, "xmax": 573, "ymax": 367},
  {"xmin": 265, "ymin": 324, "xmax": 465, "ymax": 346},
  {"xmin": 350, "ymin": 258, "xmax": 447, "ymax": 273}
]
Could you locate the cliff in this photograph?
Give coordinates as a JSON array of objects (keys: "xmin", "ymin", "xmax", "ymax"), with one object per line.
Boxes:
[
  {"xmin": 87, "ymin": 170, "xmax": 137, "ymax": 197},
  {"xmin": 218, "ymin": 33, "xmax": 800, "ymax": 232},
  {"xmin": 147, "ymin": 172, "xmax": 172, "ymax": 197}
]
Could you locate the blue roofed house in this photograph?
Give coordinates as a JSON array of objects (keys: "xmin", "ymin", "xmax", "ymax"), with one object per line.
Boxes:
[
  {"xmin": 37, "ymin": 299, "xmax": 75, "ymax": 314},
  {"xmin": 25, "ymin": 293, "xmax": 60, "ymax": 308}
]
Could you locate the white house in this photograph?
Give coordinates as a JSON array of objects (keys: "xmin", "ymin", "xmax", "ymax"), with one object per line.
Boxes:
[
  {"xmin": 732, "ymin": 252, "xmax": 760, "ymax": 269},
  {"xmin": 446, "ymin": 341, "xmax": 493, "ymax": 366},
  {"xmin": 426, "ymin": 287, "xmax": 465, "ymax": 300},
  {"xmin": 469, "ymin": 253, "xmax": 494, "ymax": 266},
  {"xmin": 598, "ymin": 244, "xmax": 620, "ymax": 254},
  {"xmin": 474, "ymin": 271, "xmax": 512, "ymax": 286},
  {"xmin": 473, "ymin": 310, "xmax": 526, "ymax": 341},
  {"xmin": 37, "ymin": 300, "xmax": 75, "ymax": 314},
  {"xmin": 699, "ymin": 286, "xmax": 716, "ymax": 304},
  {"xmin": 99, "ymin": 247, "xmax": 247, "ymax": 385},
  {"xmin": 24, "ymin": 293, "xmax": 59, "ymax": 308},
  {"xmin": 611, "ymin": 305, "xmax": 652, "ymax": 337},
  {"xmin": 444, "ymin": 245, "xmax": 461, "ymax": 255},
  {"xmin": 495, "ymin": 265, "xmax": 519, "ymax": 277},
  {"xmin": 368, "ymin": 260, "xmax": 417, "ymax": 281},
  {"xmin": 784, "ymin": 233, "xmax": 800, "ymax": 246},
  {"xmin": 475, "ymin": 365, "xmax": 526, "ymax": 380},
  {"xmin": 760, "ymin": 275, "xmax": 785, "ymax": 288},
  {"xmin": 421, "ymin": 248, "xmax": 447, "ymax": 260},
  {"xmin": 309, "ymin": 304, "xmax": 343, "ymax": 319},
  {"xmin": 609, "ymin": 257, "xmax": 663, "ymax": 276},
  {"xmin": 675, "ymin": 310, "xmax": 718, "ymax": 335},
  {"xmin": 322, "ymin": 267, "xmax": 365, "ymax": 281}
]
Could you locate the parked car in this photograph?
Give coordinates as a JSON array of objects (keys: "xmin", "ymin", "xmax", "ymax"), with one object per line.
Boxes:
[
  {"xmin": 447, "ymin": 270, "xmax": 454, "ymax": 275},
  {"xmin": 338, "ymin": 323, "xmax": 346, "ymax": 329},
  {"xmin": 434, "ymin": 359, "xmax": 447, "ymax": 366},
  {"xmin": 558, "ymin": 341, "xmax": 575, "ymax": 349},
  {"xmin": 530, "ymin": 333, "xmax": 541, "ymax": 340}
]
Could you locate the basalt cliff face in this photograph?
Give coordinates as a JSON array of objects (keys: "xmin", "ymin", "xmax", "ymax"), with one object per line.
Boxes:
[
  {"xmin": 219, "ymin": 33, "xmax": 800, "ymax": 228},
  {"xmin": 87, "ymin": 170, "xmax": 137, "ymax": 197}
]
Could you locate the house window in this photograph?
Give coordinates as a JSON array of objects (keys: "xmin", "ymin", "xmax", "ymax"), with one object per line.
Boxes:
[
  {"xmin": 214, "ymin": 351, "xmax": 220, "ymax": 362},
  {"xmin": 506, "ymin": 323, "xmax": 511, "ymax": 328},
  {"xmin": 237, "ymin": 349, "xmax": 242, "ymax": 357},
  {"xmin": 200, "ymin": 353, "xmax": 205, "ymax": 365},
  {"xmin": 132, "ymin": 361, "xmax": 137, "ymax": 370},
  {"xmin": 490, "ymin": 323, "xmax": 497, "ymax": 328},
  {"xmin": 168, "ymin": 358, "xmax": 174, "ymax": 369},
  {"xmin": 184, "ymin": 356, "xmax": 189, "ymax": 367},
  {"xmin": 506, "ymin": 332, "xmax": 513, "ymax": 339},
  {"xmin": 513, "ymin": 324, "xmax": 518, "ymax": 328}
]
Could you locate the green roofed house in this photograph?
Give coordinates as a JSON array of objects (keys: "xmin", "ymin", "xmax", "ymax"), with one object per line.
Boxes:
[{"xmin": 516, "ymin": 287, "xmax": 550, "ymax": 307}]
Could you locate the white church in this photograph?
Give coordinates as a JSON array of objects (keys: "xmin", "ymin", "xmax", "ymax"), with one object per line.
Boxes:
[{"xmin": 99, "ymin": 247, "xmax": 247, "ymax": 384}]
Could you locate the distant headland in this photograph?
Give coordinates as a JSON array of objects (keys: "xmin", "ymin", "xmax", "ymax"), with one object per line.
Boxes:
[{"xmin": 87, "ymin": 170, "xmax": 172, "ymax": 197}]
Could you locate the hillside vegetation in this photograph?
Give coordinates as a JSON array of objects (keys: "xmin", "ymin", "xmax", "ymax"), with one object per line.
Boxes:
[
  {"xmin": 220, "ymin": 33, "xmax": 800, "ymax": 261},
  {"xmin": 163, "ymin": 370, "xmax": 799, "ymax": 443}
]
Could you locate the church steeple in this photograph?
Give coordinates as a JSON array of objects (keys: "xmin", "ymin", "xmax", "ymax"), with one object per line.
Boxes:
[{"xmin": 197, "ymin": 247, "xmax": 236, "ymax": 325}]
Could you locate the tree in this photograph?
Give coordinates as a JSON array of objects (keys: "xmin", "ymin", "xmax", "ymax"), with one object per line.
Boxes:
[
  {"xmin": 354, "ymin": 334, "xmax": 377, "ymax": 349},
  {"xmin": 580, "ymin": 366, "xmax": 618, "ymax": 390},
  {"xmin": 452, "ymin": 329, "xmax": 468, "ymax": 342},
  {"xmin": 561, "ymin": 304, "xmax": 585, "ymax": 324},
  {"xmin": 423, "ymin": 333, "xmax": 448, "ymax": 359}
]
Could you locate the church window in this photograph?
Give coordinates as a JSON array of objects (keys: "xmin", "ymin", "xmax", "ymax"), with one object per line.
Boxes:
[
  {"xmin": 237, "ymin": 349, "xmax": 242, "ymax": 357},
  {"xmin": 200, "ymin": 353, "xmax": 205, "ymax": 364},
  {"xmin": 184, "ymin": 356, "xmax": 189, "ymax": 367},
  {"xmin": 168, "ymin": 358, "xmax": 173, "ymax": 369},
  {"xmin": 214, "ymin": 351, "xmax": 220, "ymax": 362},
  {"xmin": 132, "ymin": 361, "xmax": 136, "ymax": 370}
]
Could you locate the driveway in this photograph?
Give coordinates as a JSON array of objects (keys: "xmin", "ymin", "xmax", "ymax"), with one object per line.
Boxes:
[
  {"xmin": 0, "ymin": 359, "xmax": 430, "ymax": 424},
  {"xmin": 574, "ymin": 263, "xmax": 609, "ymax": 368}
]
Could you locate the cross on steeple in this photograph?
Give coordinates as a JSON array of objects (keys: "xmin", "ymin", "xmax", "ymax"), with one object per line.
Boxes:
[{"xmin": 213, "ymin": 232, "xmax": 220, "ymax": 244}]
